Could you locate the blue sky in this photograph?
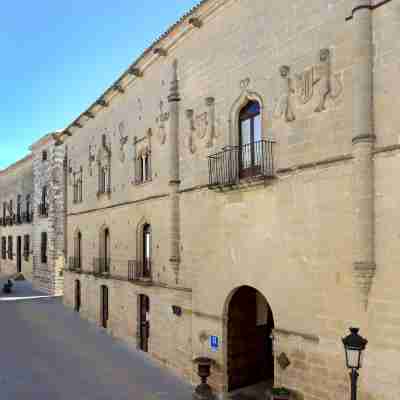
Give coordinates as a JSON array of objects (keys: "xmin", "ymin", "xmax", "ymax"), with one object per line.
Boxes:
[{"xmin": 0, "ymin": 0, "xmax": 200, "ymax": 169}]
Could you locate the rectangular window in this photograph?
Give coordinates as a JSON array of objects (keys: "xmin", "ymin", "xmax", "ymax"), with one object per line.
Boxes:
[
  {"xmin": 73, "ymin": 169, "xmax": 83, "ymax": 203},
  {"xmin": 1, "ymin": 237, "xmax": 6, "ymax": 259},
  {"xmin": 8, "ymin": 236, "xmax": 13, "ymax": 260},
  {"xmin": 41, "ymin": 232, "xmax": 47, "ymax": 264},
  {"xmin": 23, "ymin": 235, "xmax": 30, "ymax": 261},
  {"xmin": 42, "ymin": 150, "xmax": 48, "ymax": 161}
]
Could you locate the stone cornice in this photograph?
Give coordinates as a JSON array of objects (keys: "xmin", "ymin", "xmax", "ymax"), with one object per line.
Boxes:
[
  {"xmin": 56, "ymin": 0, "xmax": 231, "ymax": 143},
  {"xmin": 346, "ymin": 0, "xmax": 393, "ymax": 21},
  {"xmin": 0, "ymin": 153, "xmax": 33, "ymax": 176}
]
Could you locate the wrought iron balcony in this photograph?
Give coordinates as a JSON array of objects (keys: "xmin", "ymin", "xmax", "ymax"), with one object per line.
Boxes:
[
  {"xmin": 128, "ymin": 260, "xmax": 152, "ymax": 283},
  {"xmin": 68, "ymin": 257, "xmax": 82, "ymax": 272},
  {"xmin": 16, "ymin": 213, "xmax": 23, "ymax": 225},
  {"xmin": 93, "ymin": 257, "xmax": 111, "ymax": 277},
  {"xmin": 208, "ymin": 139, "xmax": 275, "ymax": 188},
  {"xmin": 38, "ymin": 203, "xmax": 48, "ymax": 218},
  {"xmin": 22, "ymin": 211, "xmax": 33, "ymax": 224}
]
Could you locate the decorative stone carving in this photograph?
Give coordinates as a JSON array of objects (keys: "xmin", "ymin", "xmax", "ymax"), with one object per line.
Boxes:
[
  {"xmin": 204, "ymin": 97, "xmax": 216, "ymax": 147},
  {"xmin": 353, "ymin": 262, "xmax": 376, "ymax": 310},
  {"xmin": 240, "ymin": 78, "xmax": 251, "ymax": 91},
  {"xmin": 274, "ymin": 49, "xmax": 343, "ymax": 122},
  {"xmin": 155, "ymin": 100, "xmax": 169, "ymax": 145},
  {"xmin": 184, "ymin": 97, "xmax": 216, "ymax": 153},
  {"xmin": 88, "ymin": 144, "xmax": 96, "ymax": 176},
  {"xmin": 277, "ymin": 352, "xmax": 291, "ymax": 370},
  {"xmin": 314, "ymin": 48, "xmax": 343, "ymax": 112},
  {"xmin": 296, "ymin": 48, "xmax": 343, "ymax": 113},
  {"xmin": 274, "ymin": 65, "xmax": 296, "ymax": 122},
  {"xmin": 185, "ymin": 109, "xmax": 196, "ymax": 154},
  {"xmin": 118, "ymin": 121, "xmax": 128, "ymax": 163}
]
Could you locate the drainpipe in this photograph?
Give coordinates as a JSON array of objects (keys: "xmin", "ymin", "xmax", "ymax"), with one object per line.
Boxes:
[
  {"xmin": 168, "ymin": 59, "xmax": 181, "ymax": 284},
  {"xmin": 349, "ymin": 0, "xmax": 375, "ymax": 309}
]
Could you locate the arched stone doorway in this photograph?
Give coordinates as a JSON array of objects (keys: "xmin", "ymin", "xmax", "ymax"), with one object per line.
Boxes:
[{"xmin": 225, "ymin": 286, "xmax": 274, "ymax": 392}]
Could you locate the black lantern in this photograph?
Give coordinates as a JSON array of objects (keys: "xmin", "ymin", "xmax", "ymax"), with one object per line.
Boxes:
[{"xmin": 342, "ymin": 328, "xmax": 368, "ymax": 400}]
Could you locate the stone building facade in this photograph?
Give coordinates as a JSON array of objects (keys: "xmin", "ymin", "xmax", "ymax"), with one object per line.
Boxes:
[
  {"xmin": 2, "ymin": 0, "xmax": 400, "ymax": 399},
  {"xmin": 0, "ymin": 155, "xmax": 34, "ymax": 280},
  {"xmin": 0, "ymin": 133, "xmax": 65, "ymax": 295}
]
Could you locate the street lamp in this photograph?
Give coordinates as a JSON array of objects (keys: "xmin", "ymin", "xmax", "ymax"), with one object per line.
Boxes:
[{"xmin": 342, "ymin": 328, "xmax": 368, "ymax": 400}]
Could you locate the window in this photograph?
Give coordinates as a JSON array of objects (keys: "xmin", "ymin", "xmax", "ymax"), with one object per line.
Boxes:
[
  {"xmin": 2, "ymin": 202, "xmax": 6, "ymax": 226},
  {"xmin": 17, "ymin": 195, "xmax": 22, "ymax": 223},
  {"xmin": 42, "ymin": 150, "xmax": 48, "ymax": 161},
  {"xmin": 8, "ymin": 236, "xmax": 13, "ymax": 260},
  {"xmin": 26, "ymin": 194, "xmax": 32, "ymax": 222},
  {"xmin": 135, "ymin": 151, "xmax": 151, "ymax": 184},
  {"xmin": 23, "ymin": 235, "xmax": 30, "ymax": 261},
  {"xmin": 74, "ymin": 231, "xmax": 82, "ymax": 270},
  {"xmin": 40, "ymin": 186, "xmax": 48, "ymax": 217},
  {"xmin": 98, "ymin": 165, "xmax": 110, "ymax": 195},
  {"xmin": 1, "ymin": 237, "xmax": 6, "ymax": 259},
  {"xmin": 73, "ymin": 168, "xmax": 83, "ymax": 203},
  {"xmin": 41, "ymin": 232, "xmax": 47, "ymax": 264},
  {"xmin": 142, "ymin": 224, "xmax": 151, "ymax": 278},
  {"xmin": 238, "ymin": 100, "xmax": 262, "ymax": 178}
]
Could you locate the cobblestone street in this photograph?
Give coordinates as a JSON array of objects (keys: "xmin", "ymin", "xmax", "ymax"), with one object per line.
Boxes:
[{"xmin": 0, "ymin": 276, "xmax": 192, "ymax": 400}]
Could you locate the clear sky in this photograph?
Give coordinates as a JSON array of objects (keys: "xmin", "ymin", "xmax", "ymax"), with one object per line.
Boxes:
[{"xmin": 0, "ymin": 0, "xmax": 200, "ymax": 170}]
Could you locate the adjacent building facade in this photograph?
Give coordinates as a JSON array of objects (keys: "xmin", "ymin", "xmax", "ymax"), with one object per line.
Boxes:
[
  {"xmin": 0, "ymin": 134, "xmax": 65, "ymax": 294},
  {"xmin": 1, "ymin": 0, "xmax": 399, "ymax": 399}
]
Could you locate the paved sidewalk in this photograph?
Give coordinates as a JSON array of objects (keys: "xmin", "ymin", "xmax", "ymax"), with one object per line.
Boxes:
[{"xmin": 0, "ymin": 276, "xmax": 193, "ymax": 400}]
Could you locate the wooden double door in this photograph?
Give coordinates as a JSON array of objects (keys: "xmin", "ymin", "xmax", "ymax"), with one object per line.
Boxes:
[
  {"xmin": 138, "ymin": 294, "xmax": 150, "ymax": 352},
  {"xmin": 227, "ymin": 286, "xmax": 274, "ymax": 392},
  {"xmin": 75, "ymin": 280, "xmax": 81, "ymax": 312},
  {"xmin": 101, "ymin": 285, "xmax": 109, "ymax": 328},
  {"xmin": 16, "ymin": 236, "xmax": 22, "ymax": 273}
]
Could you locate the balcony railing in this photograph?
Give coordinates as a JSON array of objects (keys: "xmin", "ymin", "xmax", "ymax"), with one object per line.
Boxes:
[
  {"xmin": 68, "ymin": 257, "xmax": 82, "ymax": 272},
  {"xmin": 16, "ymin": 213, "xmax": 23, "ymax": 225},
  {"xmin": 22, "ymin": 211, "xmax": 33, "ymax": 224},
  {"xmin": 93, "ymin": 258, "xmax": 111, "ymax": 277},
  {"xmin": 38, "ymin": 203, "xmax": 48, "ymax": 218},
  {"xmin": 208, "ymin": 140, "xmax": 275, "ymax": 188},
  {"xmin": 5, "ymin": 215, "xmax": 15, "ymax": 226},
  {"xmin": 128, "ymin": 260, "xmax": 152, "ymax": 283}
]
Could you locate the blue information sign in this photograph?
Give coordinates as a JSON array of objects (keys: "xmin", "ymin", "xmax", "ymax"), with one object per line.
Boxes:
[{"xmin": 210, "ymin": 335, "xmax": 219, "ymax": 352}]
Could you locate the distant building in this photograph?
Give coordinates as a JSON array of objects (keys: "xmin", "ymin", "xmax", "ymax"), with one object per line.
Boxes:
[{"xmin": 0, "ymin": 133, "xmax": 65, "ymax": 295}]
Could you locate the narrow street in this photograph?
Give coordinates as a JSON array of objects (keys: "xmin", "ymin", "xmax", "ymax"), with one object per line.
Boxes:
[{"xmin": 0, "ymin": 276, "xmax": 192, "ymax": 400}]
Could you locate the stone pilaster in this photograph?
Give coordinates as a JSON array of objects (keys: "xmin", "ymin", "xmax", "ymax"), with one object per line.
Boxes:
[
  {"xmin": 168, "ymin": 59, "xmax": 181, "ymax": 283},
  {"xmin": 350, "ymin": 0, "xmax": 375, "ymax": 309}
]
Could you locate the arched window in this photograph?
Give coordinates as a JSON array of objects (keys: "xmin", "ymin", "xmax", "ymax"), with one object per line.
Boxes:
[
  {"xmin": 239, "ymin": 101, "xmax": 262, "ymax": 178},
  {"xmin": 135, "ymin": 151, "xmax": 151, "ymax": 184}
]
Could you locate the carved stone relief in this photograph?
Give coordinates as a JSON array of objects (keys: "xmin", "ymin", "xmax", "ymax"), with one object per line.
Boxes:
[
  {"xmin": 273, "ymin": 65, "xmax": 296, "ymax": 122},
  {"xmin": 118, "ymin": 121, "xmax": 128, "ymax": 163},
  {"xmin": 184, "ymin": 97, "xmax": 216, "ymax": 153},
  {"xmin": 274, "ymin": 49, "xmax": 343, "ymax": 122},
  {"xmin": 155, "ymin": 100, "xmax": 169, "ymax": 145},
  {"xmin": 88, "ymin": 143, "xmax": 96, "ymax": 176}
]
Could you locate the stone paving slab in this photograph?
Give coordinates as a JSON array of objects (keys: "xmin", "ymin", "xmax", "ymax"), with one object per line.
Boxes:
[{"xmin": 0, "ymin": 276, "xmax": 193, "ymax": 400}]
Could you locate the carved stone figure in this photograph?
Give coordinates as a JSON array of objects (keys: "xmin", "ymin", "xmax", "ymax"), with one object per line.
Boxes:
[
  {"xmin": 88, "ymin": 144, "xmax": 96, "ymax": 176},
  {"xmin": 155, "ymin": 100, "xmax": 169, "ymax": 145},
  {"xmin": 313, "ymin": 48, "xmax": 343, "ymax": 112},
  {"xmin": 118, "ymin": 121, "xmax": 128, "ymax": 163},
  {"xmin": 295, "ymin": 48, "xmax": 343, "ymax": 112},
  {"xmin": 274, "ymin": 65, "xmax": 296, "ymax": 122},
  {"xmin": 185, "ymin": 109, "xmax": 196, "ymax": 154}
]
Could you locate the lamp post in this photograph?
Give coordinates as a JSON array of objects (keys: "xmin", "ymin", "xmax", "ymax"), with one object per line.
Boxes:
[{"xmin": 342, "ymin": 328, "xmax": 368, "ymax": 400}]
